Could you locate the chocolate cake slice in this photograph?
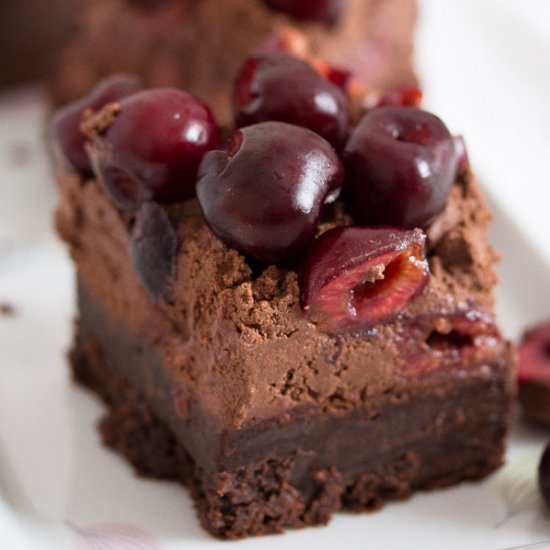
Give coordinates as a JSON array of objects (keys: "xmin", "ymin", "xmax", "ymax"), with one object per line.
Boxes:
[
  {"xmin": 53, "ymin": 83, "xmax": 515, "ymax": 538},
  {"xmin": 50, "ymin": 3, "xmax": 515, "ymax": 537},
  {"xmin": 50, "ymin": 0, "xmax": 417, "ymax": 126}
]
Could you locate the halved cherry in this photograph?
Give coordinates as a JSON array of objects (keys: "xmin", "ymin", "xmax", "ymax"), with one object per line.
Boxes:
[{"xmin": 300, "ymin": 226, "xmax": 429, "ymax": 333}]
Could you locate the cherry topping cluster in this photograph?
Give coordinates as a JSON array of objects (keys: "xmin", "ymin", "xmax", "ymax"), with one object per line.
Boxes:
[{"xmin": 52, "ymin": 51, "xmax": 459, "ymax": 331}]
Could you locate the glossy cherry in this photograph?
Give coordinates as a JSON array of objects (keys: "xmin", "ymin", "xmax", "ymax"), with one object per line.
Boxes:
[
  {"xmin": 264, "ymin": 0, "xmax": 344, "ymax": 22},
  {"xmin": 196, "ymin": 121, "xmax": 343, "ymax": 264},
  {"xmin": 233, "ymin": 52, "xmax": 349, "ymax": 149},
  {"xmin": 87, "ymin": 88, "xmax": 220, "ymax": 210},
  {"xmin": 343, "ymin": 106, "xmax": 458, "ymax": 228},
  {"xmin": 51, "ymin": 74, "xmax": 143, "ymax": 174},
  {"xmin": 300, "ymin": 226, "xmax": 429, "ymax": 333}
]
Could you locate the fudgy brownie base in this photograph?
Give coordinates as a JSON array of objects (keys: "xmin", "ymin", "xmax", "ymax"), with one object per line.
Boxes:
[{"xmin": 71, "ymin": 278, "xmax": 514, "ymax": 539}]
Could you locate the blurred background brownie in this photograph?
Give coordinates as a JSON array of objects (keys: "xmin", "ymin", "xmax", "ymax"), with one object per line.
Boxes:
[
  {"xmin": 49, "ymin": 0, "xmax": 417, "ymax": 125},
  {"xmin": 0, "ymin": 0, "xmax": 82, "ymax": 88}
]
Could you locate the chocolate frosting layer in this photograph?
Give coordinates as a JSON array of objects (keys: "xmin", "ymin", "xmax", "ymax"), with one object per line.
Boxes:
[
  {"xmin": 51, "ymin": 0, "xmax": 417, "ymax": 126},
  {"xmin": 56, "ymin": 163, "xmax": 508, "ymax": 434}
]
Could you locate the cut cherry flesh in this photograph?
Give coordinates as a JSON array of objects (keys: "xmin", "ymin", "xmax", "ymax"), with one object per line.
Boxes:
[
  {"xmin": 426, "ymin": 310, "xmax": 498, "ymax": 345},
  {"xmin": 130, "ymin": 201, "xmax": 178, "ymax": 303},
  {"xmin": 233, "ymin": 53, "xmax": 349, "ymax": 149},
  {"xmin": 300, "ymin": 226, "xmax": 430, "ymax": 333},
  {"xmin": 264, "ymin": 0, "xmax": 344, "ymax": 22},
  {"xmin": 539, "ymin": 441, "xmax": 550, "ymax": 507},
  {"xmin": 518, "ymin": 322, "xmax": 550, "ymax": 385},
  {"xmin": 342, "ymin": 106, "xmax": 458, "ymax": 228},
  {"xmin": 51, "ymin": 74, "xmax": 143, "ymax": 174},
  {"xmin": 196, "ymin": 121, "xmax": 344, "ymax": 264},
  {"xmin": 88, "ymin": 88, "xmax": 220, "ymax": 210}
]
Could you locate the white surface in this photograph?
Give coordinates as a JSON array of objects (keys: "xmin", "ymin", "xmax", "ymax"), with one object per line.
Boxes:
[{"xmin": 1, "ymin": 2, "xmax": 550, "ymax": 549}]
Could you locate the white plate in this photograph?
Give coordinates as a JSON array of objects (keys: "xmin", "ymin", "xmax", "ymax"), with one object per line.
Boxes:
[{"xmin": 1, "ymin": 2, "xmax": 550, "ymax": 549}]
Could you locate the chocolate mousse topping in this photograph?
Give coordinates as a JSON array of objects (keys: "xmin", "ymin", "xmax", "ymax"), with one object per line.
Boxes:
[{"xmin": 57, "ymin": 156, "xmax": 508, "ymax": 426}]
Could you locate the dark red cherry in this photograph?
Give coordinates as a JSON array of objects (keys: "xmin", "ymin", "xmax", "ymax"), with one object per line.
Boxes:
[
  {"xmin": 233, "ymin": 53, "xmax": 349, "ymax": 149},
  {"xmin": 300, "ymin": 226, "xmax": 429, "ymax": 333},
  {"xmin": 539, "ymin": 441, "xmax": 550, "ymax": 507},
  {"xmin": 87, "ymin": 88, "xmax": 220, "ymax": 210},
  {"xmin": 196, "ymin": 122, "xmax": 343, "ymax": 264},
  {"xmin": 51, "ymin": 74, "xmax": 143, "ymax": 174},
  {"xmin": 518, "ymin": 321, "xmax": 550, "ymax": 426},
  {"xmin": 130, "ymin": 202, "xmax": 178, "ymax": 303},
  {"xmin": 343, "ymin": 106, "xmax": 458, "ymax": 228},
  {"xmin": 264, "ymin": 0, "xmax": 344, "ymax": 22}
]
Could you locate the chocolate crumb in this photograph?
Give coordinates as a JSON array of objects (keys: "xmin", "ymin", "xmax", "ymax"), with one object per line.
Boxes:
[
  {"xmin": 81, "ymin": 102, "xmax": 121, "ymax": 139},
  {"xmin": 0, "ymin": 302, "xmax": 16, "ymax": 317}
]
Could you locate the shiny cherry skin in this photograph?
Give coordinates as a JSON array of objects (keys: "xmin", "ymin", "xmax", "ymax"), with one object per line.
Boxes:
[
  {"xmin": 88, "ymin": 88, "xmax": 220, "ymax": 210},
  {"xmin": 51, "ymin": 74, "xmax": 143, "ymax": 174},
  {"xmin": 196, "ymin": 121, "xmax": 343, "ymax": 264},
  {"xmin": 343, "ymin": 106, "xmax": 458, "ymax": 228},
  {"xmin": 300, "ymin": 226, "xmax": 429, "ymax": 334},
  {"xmin": 264, "ymin": 0, "xmax": 344, "ymax": 22},
  {"xmin": 233, "ymin": 52, "xmax": 349, "ymax": 149}
]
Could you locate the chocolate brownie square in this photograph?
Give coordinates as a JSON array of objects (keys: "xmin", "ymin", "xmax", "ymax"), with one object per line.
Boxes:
[{"xmin": 55, "ymin": 162, "xmax": 515, "ymax": 537}]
